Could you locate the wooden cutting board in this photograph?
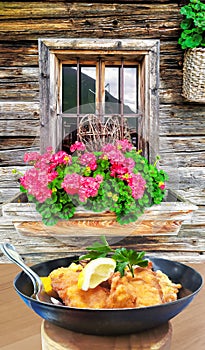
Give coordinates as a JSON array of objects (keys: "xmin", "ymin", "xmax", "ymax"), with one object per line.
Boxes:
[{"xmin": 41, "ymin": 320, "xmax": 172, "ymax": 350}]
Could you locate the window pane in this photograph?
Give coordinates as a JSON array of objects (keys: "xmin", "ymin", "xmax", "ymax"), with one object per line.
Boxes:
[
  {"xmin": 62, "ymin": 66, "xmax": 77, "ymax": 113},
  {"xmin": 80, "ymin": 67, "xmax": 96, "ymax": 114},
  {"xmin": 104, "ymin": 66, "xmax": 137, "ymax": 114},
  {"xmin": 62, "ymin": 65, "xmax": 96, "ymax": 114},
  {"xmin": 124, "ymin": 67, "xmax": 137, "ymax": 114},
  {"xmin": 105, "ymin": 67, "xmax": 120, "ymax": 114},
  {"xmin": 124, "ymin": 67, "xmax": 138, "ymax": 145}
]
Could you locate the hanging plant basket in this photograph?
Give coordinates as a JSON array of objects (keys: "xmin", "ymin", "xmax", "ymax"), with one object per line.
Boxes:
[{"xmin": 182, "ymin": 48, "xmax": 205, "ymax": 103}]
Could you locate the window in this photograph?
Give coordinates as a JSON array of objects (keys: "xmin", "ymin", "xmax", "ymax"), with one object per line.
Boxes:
[
  {"xmin": 62, "ymin": 59, "xmax": 140, "ymax": 151},
  {"xmin": 39, "ymin": 38, "xmax": 159, "ymax": 162}
]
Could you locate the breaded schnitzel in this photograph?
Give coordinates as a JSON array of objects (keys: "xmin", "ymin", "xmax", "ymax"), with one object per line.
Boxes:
[
  {"xmin": 49, "ymin": 261, "xmax": 181, "ymax": 309},
  {"xmin": 50, "ymin": 266, "xmax": 109, "ymax": 308}
]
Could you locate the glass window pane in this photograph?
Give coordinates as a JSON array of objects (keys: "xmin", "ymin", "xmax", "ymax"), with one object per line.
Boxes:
[
  {"xmin": 62, "ymin": 66, "xmax": 77, "ymax": 113},
  {"xmin": 105, "ymin": 67, "xmax": 120, "ymax": 114},
  {"xmin": 104, "ymin": 66, "xmax": 137, "ymax": 115},
  {"xmin": 80, "ymin": 67, "xmax": 96, "ymax": 114},
  {"xmin": 124, "ymin": 67, "xmax": 137, "ymax": 114},
  {"xmin": 62, "ymin": 65, "xmax": 96, "ymax": 114}
]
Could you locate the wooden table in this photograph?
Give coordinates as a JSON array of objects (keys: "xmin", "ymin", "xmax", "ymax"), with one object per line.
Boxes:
[{"xmin": 0, "ymin": 263, "xmax": 204, "ymax": 350}]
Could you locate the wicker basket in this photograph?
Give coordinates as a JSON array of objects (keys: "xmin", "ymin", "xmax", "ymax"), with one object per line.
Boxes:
[{"xmin": 182, "ymin": 48, "xmax": 205, "ymax": 103}]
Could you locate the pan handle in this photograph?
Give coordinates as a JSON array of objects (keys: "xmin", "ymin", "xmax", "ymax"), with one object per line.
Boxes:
[{"xmin": 0, "ymin": 243, "xmax": 42, "ymax": 295}]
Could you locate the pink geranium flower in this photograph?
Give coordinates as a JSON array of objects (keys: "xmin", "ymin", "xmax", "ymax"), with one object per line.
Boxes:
[
  {"xmin": 24, "ymin": 152, "xmax": 41, "ymax": 164},
  {"xmin": 80, "ymin": 153, "xmax": 97, "ymax": 171},
  {"xmin": 20, "ymin": 168, "xmax": 53, "ymax": 203},
  {"xmin": 51, "ymin": 151, "xmax": 72, "ymax": 166},
  {"xmin": 110, "ymin": 163, "xmax": 129, "ymax": 177},
  {"xmin": 78, "ymin": 175, "xmax": 103, "ymax": 202},
  {"xmin": 61, "ymin": 173, "xmax": 81, "ymax": 195},
  {"xmin": 70, "ymin": 141, "xmax": 86, "ymax": 153},
  {"xmin": 127, "ymin": 173, "xmax": 146, "ymax": 199},
  {"xmin": 102, "ymin": 148, "xmax": 126, "ymax": 166},
  {"xmin": 116, "ymin": 139, "xmax": 133, "ymax": 152},
  {"xmin": 62, "ymin": 173, "xmax": 103, "ymax": 202}
]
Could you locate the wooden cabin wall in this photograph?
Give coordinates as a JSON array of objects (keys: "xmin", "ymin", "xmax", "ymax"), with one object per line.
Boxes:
[{"xmin": 0, "ymin": 0, "xmax": 204, "ymax": 262}]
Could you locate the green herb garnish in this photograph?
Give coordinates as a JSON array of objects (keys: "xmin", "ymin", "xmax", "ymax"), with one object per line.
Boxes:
[{"xmin": 79, "ymin": 235, "xmax": 148, "ymax": 277}]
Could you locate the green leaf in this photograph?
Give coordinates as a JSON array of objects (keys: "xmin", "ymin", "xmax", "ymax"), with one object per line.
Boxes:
[
  {"xmin": 20, "ymin": 185, "xmax": 27, "ymax": 193},
  {"xmin": 40, "ymin": 207, "xmax": 52, "ymax": 218},
  {"xmin": 181, "ymin": 18, "xmax": 193, "ymax": 30},
  {"xmin": 42, "ymin": 216, "xmax": 58, "ymax": 226},
  {"xmin": 79, "ymin": 236, "xmax": 148, "ymax": 278},
  {"xmin": 116, "ymin": 261, "xmax": 128, "ymax": 277},
  {"xmin": 185, "ymin": 33, "xmax": 203, "ymax": 48},
  {"xmin": 112, "ymin": 248, "xmax": 148, "ymax": 277},
  {"xmin": 179, "ymin": 0, "xmax": 205, "ymax": 49},
  {"xmin": 79, "ymin": 235, "xmax": 113, "ymax": 261},
  {"xmin": 51, "ymin": 203, "xmax": 63, "ymax": 213}
]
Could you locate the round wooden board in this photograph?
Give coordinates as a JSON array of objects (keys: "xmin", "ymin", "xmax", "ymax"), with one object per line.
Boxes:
[{"xmin": 41, "ymin": 320, "xmax": 172, "ymax": 350}]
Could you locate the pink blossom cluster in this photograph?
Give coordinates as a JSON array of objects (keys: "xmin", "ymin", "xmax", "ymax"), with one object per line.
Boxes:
[
  {"xmin": 101, "ymin": 141, "xmax": 133, "ymax": 168},
  {"xmin": 116, "ymin": 139, "xmax": 133, "ymax": 152},
  {"xmin": 62, "ymin": 174, "xmax": 103, "ymax": 202},
  {"xmin": 48, "ymin": 151, "xmax": 72, "ymax": 171},
  {"xmin": 21, "ymin": 149, "xmax": 71, "ymax": 202},
  {"xmin": 126, "ymin": 173, "xmax": 146, "ymax": 199},
  {"xmin": 21, "ymin": 139, "xmax": 147, "ymax": 205},
  {"xmin": 101, "ymin": 140, "xmax": 146, "ymax": 199},
  {"xmin": 24, "ymin": 151, "xmax": 41, "ymax": 164},
  {"xmin": 70, "ymin": 141, "xmax": 86, "ymax": 153},
  {"xmin": 79, "ymin": 152, "xmax": 97, "ymax": 171},
  {"xmin": 20, "ymin": 168, "xmax": 54, "ymax": 202}
]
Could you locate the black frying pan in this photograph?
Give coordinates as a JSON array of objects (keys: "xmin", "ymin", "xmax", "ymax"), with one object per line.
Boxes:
[{"xmin": 14, "ymin": 256, "xmax": 203, "ymax": 335}]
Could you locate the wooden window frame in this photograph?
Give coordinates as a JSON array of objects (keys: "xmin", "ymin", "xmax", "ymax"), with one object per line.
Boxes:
[{"xmin": 39, "ymin": 38, "xmax": 160, "ymax": 162}]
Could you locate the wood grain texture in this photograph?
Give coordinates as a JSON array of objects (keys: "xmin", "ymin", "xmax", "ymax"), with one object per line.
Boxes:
[{"xmin": 41, "ymin": 321, "xmax": 172, "ymax": 350}]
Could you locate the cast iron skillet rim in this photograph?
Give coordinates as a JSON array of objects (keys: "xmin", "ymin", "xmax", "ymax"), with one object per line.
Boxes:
[{"xmin": 13, "ymin": 256, "xmax": 203, "ymax": 311}]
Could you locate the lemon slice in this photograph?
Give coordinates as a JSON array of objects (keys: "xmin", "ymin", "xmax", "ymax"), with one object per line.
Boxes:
[
  {"xmin": 78, "ymin": 257, "xmax": 116, "ymax": 291},
  {"xmin": 40, "ymin": 276, "xmax": 57, "ymax": 297}
]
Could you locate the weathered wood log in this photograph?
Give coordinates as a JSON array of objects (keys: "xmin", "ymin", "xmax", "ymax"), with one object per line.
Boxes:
[
  {"xmin": 177, "ymin": 189, "xmax": 205, "ymax": 205},
  {"xmin": 0, "ymin": 138, "xmax": 39, "ymax": 150},
  {"xmin": 0, "ymin": 101, "xmax": 39, "ymax": 120},
  {"xmin": 1, "ymin": 2, "xmax": 181, "ymax": 21},
  {"xmin": 0, "ymin": 42, "xmax": 38, "ymax": 66},
  {"xmin": 0, "ymin": 67, "xmax": 39, "ymax": 83},
  {"xmin": 0, "ymin": 83, "xmax": 39, "ymax": 100},
  {"xmin": 159, "ymin": 105, "xmax": 205, "ymax": 136},
  {"xmin": 0, "ymin": 147, "xmax": 39, "ymax": 166},
  {"xmin": 0, "ymin": 189, "xmax": 20, "ymax": 203},
  {"xmin": 160, "ymin": 152, "xmax": 205, "ymax": 168},
  {"xmin": 160, "ymin": 136, "xmax": 205, "ymax": 153},
  {"xmin": 0, "ymin": 120, "xmax": 39, "ymax": 136}
]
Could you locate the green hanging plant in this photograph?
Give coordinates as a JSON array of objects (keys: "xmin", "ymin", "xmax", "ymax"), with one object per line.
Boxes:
[{"xmin": 178, "ymin": 0, "xmax": 205, "ymax": 50}]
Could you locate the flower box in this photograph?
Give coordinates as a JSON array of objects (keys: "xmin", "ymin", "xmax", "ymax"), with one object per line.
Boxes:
[
  {"xmin": 4, "ymin": 140, "xmax": 197, "ymax": 242},
  {"xmin": 2, "ymin": 190, "xmax": 197, "ymax": 240}
]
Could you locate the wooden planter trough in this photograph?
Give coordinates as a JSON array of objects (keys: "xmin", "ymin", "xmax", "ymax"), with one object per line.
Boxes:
[{"xmin": 2, "ymin": 190, "xmax": 197, "ymax": 244}]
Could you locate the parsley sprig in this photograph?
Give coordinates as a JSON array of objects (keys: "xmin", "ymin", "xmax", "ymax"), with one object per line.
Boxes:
[{"xmin": 79, "ymin": 236, "xmax": 148, "ymax": 277}]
